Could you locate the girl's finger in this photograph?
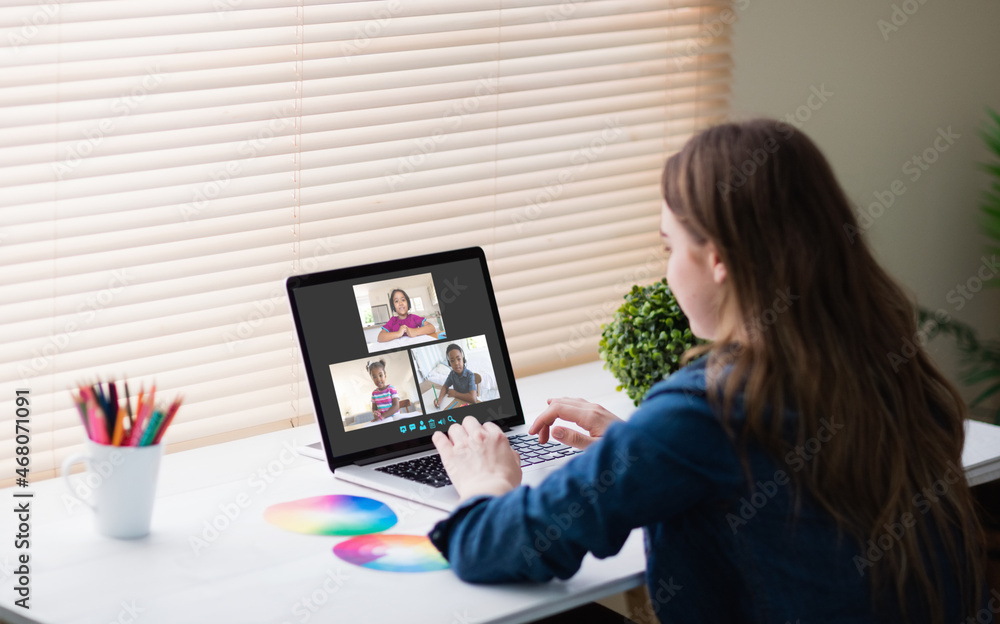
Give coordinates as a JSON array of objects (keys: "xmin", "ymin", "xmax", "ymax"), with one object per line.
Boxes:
[
  {"xmin": 482, "ymin": 420, "xmax": 505, "ymax": 437},
  {"xmin": 529, "ymin": 401, "xmax": 598, "ymax": 434},
  {"xmin": 534, "ymin": 423, "xmax": 551, "ymax": 444},
  {"xmin": 461, "ymin": 415, "xmax": 484, "ymax": 441},
  {"xmin": 446, "ymin": 421, "xmax": 469, "ymax": 446},
  {"xmin": 551, "ymin": 426, "xmax": 596, "ymax": 450},
  {"xmin": 431, "ymin": 431, "xmax": 453, "ymax": 460}
]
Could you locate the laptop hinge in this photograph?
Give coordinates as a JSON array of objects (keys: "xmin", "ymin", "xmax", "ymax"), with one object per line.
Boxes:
[{"xmin": 354, "ymin": 443, "xmax": 434, "ymax": 466}]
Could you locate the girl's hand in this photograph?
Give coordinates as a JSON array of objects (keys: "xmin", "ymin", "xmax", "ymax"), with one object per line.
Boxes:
[
  {"xmin": 373, "ymin": 410, "xmax": 382, "ymax": 421},
  {"xmin": 432, "ymin": 416, "xmax": 521, "ymax": 501},
  {"xmin": 528, "ymin": 398, "xmax": 624, "ymax": 449},
  {"xmin": 434, "ymin": 397, "xmax": 440, "ymax": 408},
  {"xmin": 401, "ymin": 326, "xmax": 412, "ymax": 337}
]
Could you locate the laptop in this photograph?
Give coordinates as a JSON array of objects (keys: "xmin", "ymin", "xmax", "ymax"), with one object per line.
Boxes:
[{"xmin": 286, "ymin": 246, "xmax": 581, "ymax": 512}]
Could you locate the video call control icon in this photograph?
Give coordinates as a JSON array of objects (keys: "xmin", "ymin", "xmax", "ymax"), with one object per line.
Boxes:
[{"xmin": 397, "ymin": 417, "xmax": 459, "ymax": 435}]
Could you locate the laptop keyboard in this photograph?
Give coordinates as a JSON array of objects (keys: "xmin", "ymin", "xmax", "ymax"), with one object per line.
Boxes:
[{"xmin": 375, "ymin": 434, "xmax": 582, "ymax": 488}]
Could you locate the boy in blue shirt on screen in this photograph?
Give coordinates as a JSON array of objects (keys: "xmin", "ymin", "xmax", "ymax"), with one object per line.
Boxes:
[{"xmin": 434, "ymin": 344, "xmax": 477, "ymax": 408}]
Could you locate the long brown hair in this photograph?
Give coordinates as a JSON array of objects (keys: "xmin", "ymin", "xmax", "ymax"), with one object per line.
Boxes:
[{"xmin": 662, "ymin": 118, "xmax": 985, "ymax": 622}]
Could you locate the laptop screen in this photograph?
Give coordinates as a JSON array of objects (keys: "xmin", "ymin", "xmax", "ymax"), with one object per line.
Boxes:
[{"xmin": 287, "ymin": 247, "xmax": 523, "ymax": 467}]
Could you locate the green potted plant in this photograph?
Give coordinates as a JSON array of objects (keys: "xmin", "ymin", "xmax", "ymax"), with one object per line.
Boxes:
[
  {"xmin": 918, "ymin": 308, "xmax": 999, "ymax": 425},
  {"xmin": 920, "ymin": 107, "xmax": 1000, "ymax": 424},
  {"xmin": 598, "ymin": 278, "xmax": 699, "ymax": 406}
]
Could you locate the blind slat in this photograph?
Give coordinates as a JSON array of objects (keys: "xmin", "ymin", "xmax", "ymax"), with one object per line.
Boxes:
[{"xmin": 0, "ymin": 0, "xmax": 732, "ymax": 477}]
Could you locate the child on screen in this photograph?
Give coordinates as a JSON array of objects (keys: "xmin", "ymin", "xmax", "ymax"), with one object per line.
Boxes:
[
  {"xmin": 367, "ymin": 359, "xmax": 400, "ymax": 422},
  {"xmin": 377, "ymin": 288, "xmax": 438, "ymax": 342},
  {"xmin": 434, "ymin": 344, "xmax": 478, "ymax": 408}
]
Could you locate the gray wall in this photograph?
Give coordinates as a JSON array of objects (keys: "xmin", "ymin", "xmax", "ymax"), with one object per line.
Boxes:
[{"xmin": 730, "ymin": 1, "xmax": 1000, "ymax": 417}]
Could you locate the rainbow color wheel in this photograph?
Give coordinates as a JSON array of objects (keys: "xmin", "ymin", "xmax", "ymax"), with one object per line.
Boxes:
[
  {"xmin": 333, "ymin": 534, "xmax": 450, "ymax": 573},
  {"xmin": 264, "ymin": 495, "xmax": 397, "ymax": 536}
]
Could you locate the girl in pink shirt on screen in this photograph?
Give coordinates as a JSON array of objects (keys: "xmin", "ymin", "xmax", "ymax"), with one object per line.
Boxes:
[{"xmin": 377, "ymin": 288, "xmax": 438, "ymax": 342}]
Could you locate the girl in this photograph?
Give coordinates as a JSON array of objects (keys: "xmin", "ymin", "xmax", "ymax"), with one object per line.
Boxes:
[
  {"xmin": 367, "ymin": 359, "xmax": 400, "ymax": 422},
  {"xmin": 427, "ymin": 119, "xmax": 987, "ymax": 623},
  {"xmin": 377, "ymin": 288, "xmax": 438, "ymax": 342}
]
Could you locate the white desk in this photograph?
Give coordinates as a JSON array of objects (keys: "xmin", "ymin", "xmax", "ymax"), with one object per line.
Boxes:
[
  {"xmin": 0, "ymin": 361, "xmax": 641, "ymax": 624},
  {"xmin": 3, "ymin": 360, "xmax": 1000, "ymax": 624}
]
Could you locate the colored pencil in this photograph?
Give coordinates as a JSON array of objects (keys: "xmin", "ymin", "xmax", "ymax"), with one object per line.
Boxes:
[
  {"xmin": 151, "ymin": 397, "xmax": 182, "ymax": 445},
  {"xmin": 87, "ymin": 403, "xmax": 106, "ymax": 444},
  {"xmin": 124, "ymin": 380, "xmax": 134, "ymax": 431},
  {"xmin": 111, "ymin": 407, "xmax": 125, "ymax": 446},
  {"xmin": 73, "ymin": 395, "xmax": 90, "ymax": 438},
  {"xmin": 92, "ymin": 383, "xmax": 111, "ymax": 442},
  {"xmin": 72, "ymin": 380, "xmax": 181, "ymax": 446},
  {"xmin": 129, "ymin": 386, "xmax": 146, "ymax": 446},
  {"xmin": 138, "ymin": 410, "xmax": 163, "ymax": 447},
  {"xmin": 107, "ymin": 381, "xmax": 118, "ymax": 442},
  {"xmin": 129, "ymin": 398, "xmax": 151, "ymax": 447}
]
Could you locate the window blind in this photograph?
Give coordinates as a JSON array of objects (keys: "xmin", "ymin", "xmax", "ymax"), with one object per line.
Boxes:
[{"xmin": 0, "ymin": 0, "xmax": 733, "ymax": 483}]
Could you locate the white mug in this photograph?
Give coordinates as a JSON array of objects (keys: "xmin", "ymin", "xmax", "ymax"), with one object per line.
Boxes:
[{"xmin": 62, "ymin": 439, "xmax": 163, "ymax": 539}]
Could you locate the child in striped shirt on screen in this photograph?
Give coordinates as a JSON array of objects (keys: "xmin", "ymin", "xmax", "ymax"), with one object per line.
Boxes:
[{"xmin": 367, "ymin": 359, "xmax": 400, "ymax": 422}]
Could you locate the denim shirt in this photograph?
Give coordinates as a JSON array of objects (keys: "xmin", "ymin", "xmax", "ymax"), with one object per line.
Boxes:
[{"xmin": 428, "ymin": 358, "xmax": 980, "ymax": 623}]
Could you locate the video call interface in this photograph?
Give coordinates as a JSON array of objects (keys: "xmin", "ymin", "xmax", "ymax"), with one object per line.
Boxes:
[{"xmin": 291, "ymin": 257, "xmax": 519, "ymax": 459}]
